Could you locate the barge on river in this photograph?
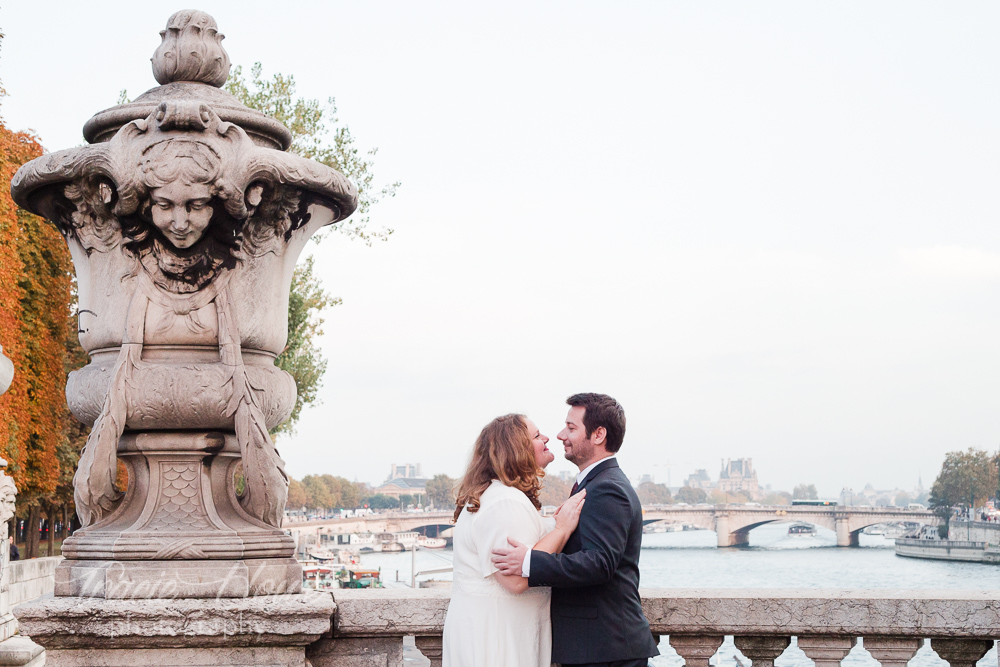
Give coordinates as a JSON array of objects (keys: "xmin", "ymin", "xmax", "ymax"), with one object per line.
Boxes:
[{"xmin": 895, "ymin": 538, "xmax": 1000, "ymax": 564}]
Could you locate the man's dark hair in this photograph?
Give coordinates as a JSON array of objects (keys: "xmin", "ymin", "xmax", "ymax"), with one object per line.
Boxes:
[{"xmin": 566, "ymin": 392, "xmax": 626, "ymax": 453}]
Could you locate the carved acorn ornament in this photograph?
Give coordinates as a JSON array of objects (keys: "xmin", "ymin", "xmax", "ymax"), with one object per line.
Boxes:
[{"xmin": 152, "ymin": 9, "xmax": 231, "ymax": 87}]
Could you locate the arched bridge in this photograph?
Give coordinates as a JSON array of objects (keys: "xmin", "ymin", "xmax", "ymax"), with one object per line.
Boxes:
[
  {"xmin": 284, "ymin": 505, "xmax": 941, "ymax": 549},
  {"xmin": 643, "ymin": 505, "xmax": 940, "ymax": 547},
  {"xmin": 286, "ymin": 511, "xmax": 457, "ymax": 544}
]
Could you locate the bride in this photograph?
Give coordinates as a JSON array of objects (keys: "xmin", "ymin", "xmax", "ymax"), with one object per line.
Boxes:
[{"xmin": 442, "ymin": 413, "xmax": 585, "ymax": 667}]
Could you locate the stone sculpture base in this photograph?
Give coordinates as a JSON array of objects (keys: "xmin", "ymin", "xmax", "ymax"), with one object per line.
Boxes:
[
  {"xmin": 57, "ymin": 431, "xmax": 301, "ymax": 598},
  {"xmin": 55, "ymin": 557, "xmax": 301, "ymax": 599},
  {"xmin": 61, "ymin": 431, "xmax": 297, "ymax": 561},
  {"xmin": 14, "ymin": 591, "xmax": 335, "ymax": 667}
]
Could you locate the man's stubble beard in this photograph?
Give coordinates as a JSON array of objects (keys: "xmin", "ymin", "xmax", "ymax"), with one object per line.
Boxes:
[{"xmin": 565, "ymin": 439, "xmax": 594, "ymax": 468}]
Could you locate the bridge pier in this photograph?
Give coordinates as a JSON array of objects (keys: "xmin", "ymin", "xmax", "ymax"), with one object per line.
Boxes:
[
  {"xmin": 835, "ymin": 518, "xmax": 859, "ymax": 547},
  {"xmin": 714, "ymin": 513, "xmax": 751, "ymax": 547},
  {"xmin": 722, "ymin": 529, "xmax": 751, "ymax": 548}
]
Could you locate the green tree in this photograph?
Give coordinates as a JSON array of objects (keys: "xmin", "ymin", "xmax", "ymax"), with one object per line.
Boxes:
[
  {"xmin": 302, "ymin": 475, "xmax": 332, "ymax": 510},
  {"xmin": 761, "ymin": 491, "xmax": 791, "ymax": 506},
  {"xmin": 709, "ymin": 489, "xmax": 748, "ymax": 504},
  {"xmin": 318, "ymin": 474, "xmax": 344, "ymax": 509},
  {"xmin": 223, "ymin": 63, "xmax": 399, "ymax": 435},
  {"xmin": 271, "ymin": 257, "xmax": 339, "ymax": 436},
  {"xmin": 339, "ymin": 480, "xmax": 362, "ymax": 510},
  {"xmin": 792, "ymin": 484, "xmax": 818, "ymax": 500},
  {"xmin": 225, "ymin": 63, "xmax": 399, "ymax": 244},
  {"xmin": 929, "ymin": 448, "xmax": 999, "ymax": 511},
  {"xmin": 287, "ymin": 478, "xmax": 307, "ymax": 509},
  {"xmin": 365, "ymin": 494, "xmax": 398, "ymax": 510},
  {"xmin": 636, "ymin": 482, "xmax": 673, "ymax": 505},
  {"xmin": 676, "ymin": 486, "xmax": 708, "ymax": 504},
  {"xmin": 425, "ymin": 474, "xmax": 456, "ymax": 509}
]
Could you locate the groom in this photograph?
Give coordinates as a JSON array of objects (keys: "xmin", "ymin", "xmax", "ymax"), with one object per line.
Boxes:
[{"xmin": 492, "ymin": 392, "xmax": 659, "ymax": 667}]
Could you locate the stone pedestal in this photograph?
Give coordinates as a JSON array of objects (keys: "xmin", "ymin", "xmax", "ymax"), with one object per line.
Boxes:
[
  {"xmin": 57, "ymin": 432, "xmax": 299, "ymax": 599},
  {"xmin": 14, "ymin": 591, "xmax": 335, "ymax": 667}
]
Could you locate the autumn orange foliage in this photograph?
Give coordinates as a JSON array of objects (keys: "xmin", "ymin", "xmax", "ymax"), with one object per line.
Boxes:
[{"xmin": 0, "ymin": 117, "xmax": 76, "ymax": 509}]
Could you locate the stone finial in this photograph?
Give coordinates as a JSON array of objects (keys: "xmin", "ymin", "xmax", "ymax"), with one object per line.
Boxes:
[{"xmin": 151, "ymin": 9, "xmax": 230, "ymax": 87}]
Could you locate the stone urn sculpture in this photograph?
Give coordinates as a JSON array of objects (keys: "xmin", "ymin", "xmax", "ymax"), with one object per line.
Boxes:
[{"xmin": 11, "ymin": 10, "xmax": 356, "ymax": 598}]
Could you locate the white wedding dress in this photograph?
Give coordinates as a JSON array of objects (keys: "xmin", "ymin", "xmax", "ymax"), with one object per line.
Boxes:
[{"xmin": 442, "ymin": 479, "xmax": 554, "ymax": 667}]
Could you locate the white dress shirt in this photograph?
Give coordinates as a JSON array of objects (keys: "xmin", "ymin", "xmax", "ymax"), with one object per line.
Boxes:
[{"xmin": 520, "ymin": 455, "xmax": 616, "ymax": 577}]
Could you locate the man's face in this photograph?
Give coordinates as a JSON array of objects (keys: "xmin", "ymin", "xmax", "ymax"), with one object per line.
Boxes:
[
  {"xmin": 149, "ymin": 179, "xmax": 213, "ymax": 249},
  {"xmin": 558, "ymin": 405, "xmax": 600, "ymax": 468}
]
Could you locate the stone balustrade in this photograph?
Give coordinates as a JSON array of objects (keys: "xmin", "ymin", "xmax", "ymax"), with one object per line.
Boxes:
[
  {"xmin": 312, "ymin": 588, "xmax": 1000, "ymax": 667},
  {"xmin": 7, "ymin": 557, "xmax": 59, "ymax": 608},
  {"xmin": 14, "ymin": 585, "xmax": 1000, "ymax": 666}
]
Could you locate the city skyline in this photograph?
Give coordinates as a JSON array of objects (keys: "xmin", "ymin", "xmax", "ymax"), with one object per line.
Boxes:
[{"xmin": 311, "ymin": 455, "xmax": 930, "ymax": 503}]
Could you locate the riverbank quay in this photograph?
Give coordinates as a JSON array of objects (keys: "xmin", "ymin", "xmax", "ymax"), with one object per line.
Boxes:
[
  {"xmin": 23, "ymin": 588, "xmax": 996, "ymax": 667},
  {"xmin": 896, "ymin": 538, "xmax": 1000, "ymax": 564},
  {"xmin": 894, "ymin": 521, "xmax": 1000, "ymax": 564},
  {"xmin": 949, "ymin": 520, "xmax": 1000, "ymax": 544}
]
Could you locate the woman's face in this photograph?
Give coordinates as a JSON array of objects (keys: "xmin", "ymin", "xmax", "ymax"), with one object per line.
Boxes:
[
  {"xmin": 149, "ymin": 179, "xmax": 213, "ymax": 249},
  {"xmin": 524, "ymin": 417, "xmax": 554, "ymax": 469}
]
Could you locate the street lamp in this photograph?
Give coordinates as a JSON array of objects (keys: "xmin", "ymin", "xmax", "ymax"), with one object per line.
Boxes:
[{"xmin": 969, "ymin": 488, "xmax": 974, "ymax": 541}]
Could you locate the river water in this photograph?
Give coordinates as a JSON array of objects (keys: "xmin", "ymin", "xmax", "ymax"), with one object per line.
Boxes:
[{"xmin": 360, "ymin": 523, "xmax": 998, "ymax": 666}]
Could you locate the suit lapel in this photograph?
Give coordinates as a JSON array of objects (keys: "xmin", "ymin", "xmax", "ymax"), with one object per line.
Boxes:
[{"xmin": 576, "ymin": 457, "xmax": 618, "ymax": 494}]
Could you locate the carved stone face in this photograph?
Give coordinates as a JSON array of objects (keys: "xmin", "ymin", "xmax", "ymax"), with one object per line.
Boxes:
[{"xmin": 149, "ymin": 179, "xmax": 213, "ymax": 248}]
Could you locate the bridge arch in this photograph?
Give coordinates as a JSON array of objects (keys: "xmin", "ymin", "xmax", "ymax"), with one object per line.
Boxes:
[{"xmin": 640, "ymin": 505, "xmax": 940, "ymax": 548}]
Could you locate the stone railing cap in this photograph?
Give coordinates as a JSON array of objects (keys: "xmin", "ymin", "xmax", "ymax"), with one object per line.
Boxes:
[{"xmin": 15, "ymin": 591, "xmax": 336, "ymax": 649}]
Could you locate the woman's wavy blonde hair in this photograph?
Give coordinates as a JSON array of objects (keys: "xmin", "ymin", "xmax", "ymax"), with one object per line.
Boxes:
[{"xmin": 453, "ymin": 414, "xmax": 544, "ymax": 522}]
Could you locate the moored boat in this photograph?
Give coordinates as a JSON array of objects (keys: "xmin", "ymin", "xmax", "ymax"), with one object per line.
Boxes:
[
  {"xmin": 788, "ymin": 522, "xmax": 817, "ymax": 536},
  {"xmin": 338, "ymin": 566, "xmax": 383, "ymax": 588},
  {"xmin": 418, "ymin": 535, "xmax": 447, "ymax": 549},
  {"xmin": 302, "ymin": 565, "xmax": 339, "ymax": 591}
]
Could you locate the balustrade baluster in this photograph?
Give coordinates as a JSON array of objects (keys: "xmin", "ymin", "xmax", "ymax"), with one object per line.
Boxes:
[
  {"xmin": 797, "ymin": 635, "xmax": 855, "ymax": 667},
  {"xmin": 669, "ymin": 634, "xmax": 725, "ymax": 667},
  {"xmin": 930, "ymin": 639, "xmax": 994, "ymax": 667},
  {"xmin": 414, "ymin": 635, "xmax": 443, "ymax": 667},
  {"xmin": 734, "ymin": 636, "xmax": 792, "ymax": 667},
  {"xmin": 307, "ymin": 636, "xmax": 405, "ymax": 666},
  {"xmin": 862, "ymin": 637, "xmax": 921, "ymax": 667}
]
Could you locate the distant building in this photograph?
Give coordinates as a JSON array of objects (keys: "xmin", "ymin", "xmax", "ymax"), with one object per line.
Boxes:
[
  {"xmin": 375, "ymin": 477, "xmax": 428, "ymax": 501},
  {"xmin": 717, "ymin": 458, "xmax": 760, "ymax": 499},
  {"xmin": 389, "ymin": 463, "xmax": 422, "ymax": 479},
  {"xmin": 376, "ymin": 464, "xmax": 427, "ymax": 503},
  {"xmin": 637, "ymin": 474, "xmax": 653, "ymax": 486},
  {"xmin": 840, "ymin": 483, "xmax": 915, "ymax": 507},
  {"xmin": 684, "ymin": 469, "xmax": 712, "ymax": 490},
  {"xmin": 557, "ymin": 470, "xmax": 575, "ymax": 483}
]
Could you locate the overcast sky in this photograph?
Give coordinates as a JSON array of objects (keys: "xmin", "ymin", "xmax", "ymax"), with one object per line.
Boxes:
[{"xmin": 3, "ymin": 2, "xmax": 1000, "ymax": 497}]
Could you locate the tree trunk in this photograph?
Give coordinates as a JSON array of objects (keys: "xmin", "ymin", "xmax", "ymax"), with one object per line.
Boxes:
[
  {"xmin": 26, "ymin": 505, "xmax": 41, "ymax": 559},
  {"xmin": 45, "ymin": 505, "xmax": 55, "ymax": 556},
  {"xmin": 67, "ymin": 508, "xmax": 78, "ymax": 538},
  {"xmin": 61, "ymin": 505, "xmax": 68, "ymax": 540}
]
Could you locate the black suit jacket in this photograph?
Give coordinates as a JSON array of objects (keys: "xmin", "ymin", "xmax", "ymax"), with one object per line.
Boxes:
[{"xmin": 528, "ymin": 458, "xmax": 659, "ymax": 664}]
